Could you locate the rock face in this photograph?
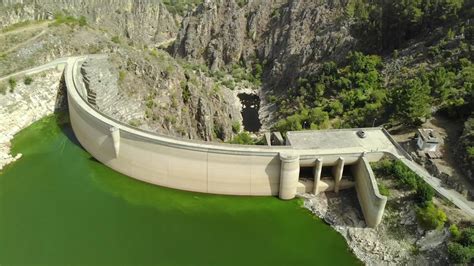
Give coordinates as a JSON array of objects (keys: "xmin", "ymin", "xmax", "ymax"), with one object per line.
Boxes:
[
  {"xmin": 0, "ymin": 68, "xmax": 64, "ymax": 170},
  {"xmin": 301, "ymin": 192, "xmax": 449, "ymax": 265},
  {"xmin": 0, "ymin": 0, "xmax": 178, "ymax": 46},
  {"xmin": 82, "ymin": 54, "xmax": 241, "ymax": 141},
  {"xmin": 173, "ymin": 0, "xmax": 356, "ymax": 91}
]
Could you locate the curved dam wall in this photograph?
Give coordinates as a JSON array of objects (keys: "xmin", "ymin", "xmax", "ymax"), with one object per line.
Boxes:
[{"xmin": 64, "ymin": 56, "xmax": 390, "ymax": 226}]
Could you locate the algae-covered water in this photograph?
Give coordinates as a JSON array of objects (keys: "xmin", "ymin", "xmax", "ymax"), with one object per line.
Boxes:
[{"xmin": 0, "ymin": 114, "xmax": 359, "ymax": 265}]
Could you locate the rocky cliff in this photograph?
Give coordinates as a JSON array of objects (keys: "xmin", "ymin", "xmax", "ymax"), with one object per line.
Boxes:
[
  {"xmin": 173, "ymin": 0, "xmax": 356, "ymax": 90},
  {"xmin": 0, "ymin": 0, "xmax": 178, "ymax": 46},
  {"xmin": 0, "ymin": 0, "xmax": 242, "ymax": 141}
]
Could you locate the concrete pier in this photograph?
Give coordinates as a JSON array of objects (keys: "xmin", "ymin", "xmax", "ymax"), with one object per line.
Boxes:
[
  {"xmin": 333, "ymin": 157, "xmax": 345, "ymax": 193},
  {"xmin": 313, "ymin": 158, "xmax": 323, "ymax": 195},
  {"xmin": 279, "ymin": 153, "xmax": 300, "ymax": 200},
  {"xmin": 110, "ymin": 126, "xmax": 120, "ymax": 158}
]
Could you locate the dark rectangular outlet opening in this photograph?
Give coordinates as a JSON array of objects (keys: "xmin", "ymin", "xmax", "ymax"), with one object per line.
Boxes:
[
  {"xmin": 299, "ymin": 166, "xmax": 314, "ymax": 180},
  {"xmin": 343, "ymin": 165, "xmax": 355, "ymax": 180},
  {"xmin": 321, "ymin": 166, "xmax": 333, "ymax": 179}
]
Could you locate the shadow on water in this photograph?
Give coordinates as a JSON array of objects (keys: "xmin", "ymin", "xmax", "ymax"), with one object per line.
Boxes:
[
  {"xmin": 53, "ymin": 73, "xmax": 85, "ymax": 150},
  {"xmin": 238, "ymin": 93, "xmax": 262, "ymax": 132},
  {"xmin": 54, "ymin": 112, "xmax": 84, "ymax": 150}
]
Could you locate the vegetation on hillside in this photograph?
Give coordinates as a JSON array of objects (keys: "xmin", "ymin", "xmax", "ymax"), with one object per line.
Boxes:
[
  {"xmin": 447, "ymin": 226, "xmax": 474, "ymax": 263},
  {"xmin": 371, "ymin": 159, "xmax": 446, "ymax": 230},
  {"xmin": 52, "ymin": 13, "xmax": 87, "ymax": 27},
  {"xmin": 272, "ymin": 0, "xmax": 473, "ymax": 177},
  {"xmin": 348, "ymin": 0, "xmax": 467, "ymax": 52},
  {"xmin": 162, "ymin": 0, "xmax": 203, "ymax": 15},
  {"xmin": 229, "ymin": 132, "xmax": 255, "ymax": 145}
]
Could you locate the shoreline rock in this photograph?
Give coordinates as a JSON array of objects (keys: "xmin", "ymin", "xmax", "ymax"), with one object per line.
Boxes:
[
  {"xmin": 300, "ymin": 192, "xmax": 448, "ymax": 265},
  {"xmin": 0, "ymin": 69, "xmax": 63, "ymax": 170}
]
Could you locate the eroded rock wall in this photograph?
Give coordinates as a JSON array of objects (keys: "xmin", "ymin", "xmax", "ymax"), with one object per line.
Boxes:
[
  {"xmin": 173, "ymin": 0, "xmax": 356, "ymax": 90},
  {"xmin": 0, "ymin": 0, "xmax": 178, "ymax": 45},
  {"xmin": 0, "ymin": 68, "xmax": 64, "ymax": 170}
]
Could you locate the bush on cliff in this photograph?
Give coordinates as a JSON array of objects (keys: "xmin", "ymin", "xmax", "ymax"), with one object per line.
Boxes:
[
  {"xmin": 229, "ymin": 132, "xmax": 254, "ymax": 145},
  {"xmin": 449, "ymin": 224, "xmax": 461, "ymax": 240},
  {"xmin": 448, "ymin": 242, "xmax": 474, "ymax": 264},
  {"xmin": 23, "ymin": 76, "xmax": 33, "ymax": 85},
  {"xmin": 460, "ymin": 227, "xmax": 474, "ymax": 246},
  {"xmin": 414, "ymin": 182, "xmax": 434, "ymax": 206},
  {"xmin": 447, "ymin": 225, "xmax": 474, "ymax": 264},
  {"xmin": 416, "ymin": 202, "xmax": 447, "ymax": 230}
]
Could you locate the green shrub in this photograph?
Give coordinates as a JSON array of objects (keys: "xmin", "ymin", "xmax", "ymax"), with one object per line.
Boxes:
[
  {"xmin": 449, "ymin": 224, "xmax": 461, "ymax": 240},
  {"xmin": 221, "ymin": 79, "xmax": 235, "ymax": 90},
  {"xmin": 53, "ymin": 13, "xmax": 87, "ymax": 27},
  {"xmin": 118, "ymin": 71, "xmax": 126, "ymax": 83},
  {"xmin": 416, "ymin": 202, "xmax": 447, "ymax": 230},
  {"xmin": 268, "ymin": 95, "xmax": 277, "ymax": 103},
  {"xmin": 232, "ymin": 121, "xmax": 241, "ymax": 134},
  {"xmin": 392, "ymin": 160, "xmax": 421, "ymax": 190},
  {"xmin": 8, "ymin": 78, "xmax": 16, "ymax": 90},
  {"xmin": 378, "ymin": 183, "xmax": 390, "ymax": 196},
  {"xmin": 111, "ymin": 36, "xmax": 120, "ymax": 44},
  {"xmin": 78, "ymin": 16, "xmax": 87, "ymax": 26},
  {"xmin": 447, "ymin": 242, "xmax": 473, "ymax": 264},
  {"xmin": 415, "ymin": 182, "xmax": 434, "ymax": 206},
  {"xmin": 460, "ymin": 227, "xmax": 474, "ymax": 246},
  {"xmin": 0, "ymin": 85, "xmax": 6, "ymax": 95},
  {"xmin": 229, "ymin": 132, "xmax": 254, "ymax": 145},
  {"xmin": 128, "ymin": 119, "xmax": 141, "ymax": 127},
  {"xmin": 236, "ymin": 0, "xmax": 248, "ymax": 8},
  {"xmin": 181, "ymin": 82, "xmax": 191, "ymax": 103},
  {"xmin": 371, "ymin": 159, "xmax": 394, "ymax": 177},
  {"xmin": 23, "ymin": 76, "xmax": 33, "ymax": 85},
  {"xmin": 146, "ymin": 98, "xmax": 154, "ymax": 109}
]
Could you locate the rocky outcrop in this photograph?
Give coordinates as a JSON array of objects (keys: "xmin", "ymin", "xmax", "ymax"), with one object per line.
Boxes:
[
  {"xmin": 301, "ymin": 192, "xmax": 449, "ymax": 265},
  {"xmin": 173, "ymin": 0, "xmax": 356, "ymax": 91},
  {"xmin": 0, "ymin": 68, "xmax": 64, "ymax": 170},
  {"xmin": 0, "ymin": 0, "xmax": 178, "ymax": 46},
  {"xmin": 83, "ymin": 53, "xmax": 241, "ymax": 141}
]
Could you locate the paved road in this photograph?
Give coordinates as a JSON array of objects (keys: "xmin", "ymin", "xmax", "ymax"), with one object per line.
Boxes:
[
  {"xmin": 401, "ymin": 158, "xmax": 474, "ymax": 218},
  {"xmin": 0, "ymin": 21, "xmax": 50, "ymax": 37},
  {"xmin": 2, "ymin": 29, "xmax": 47, "ymax": 55},
  {"xmin": 0, "ymin": 57, "xmax": 69, "ymax": 82}
]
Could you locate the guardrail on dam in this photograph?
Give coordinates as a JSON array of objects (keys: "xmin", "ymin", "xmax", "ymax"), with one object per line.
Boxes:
[{"xmin": 64, "ymin": 56, "xmax": 396, "ymax": 227}]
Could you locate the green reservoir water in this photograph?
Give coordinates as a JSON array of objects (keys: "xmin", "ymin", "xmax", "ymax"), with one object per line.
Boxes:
[{"xmin": 0, "ymin": 114, "xmax": 359, "ymax": 265}]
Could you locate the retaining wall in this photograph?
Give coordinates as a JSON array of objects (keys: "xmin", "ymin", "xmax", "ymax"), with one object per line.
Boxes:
[{"xmin": 352, "ymin": 157, "xmax": 387, "ymax": 227}]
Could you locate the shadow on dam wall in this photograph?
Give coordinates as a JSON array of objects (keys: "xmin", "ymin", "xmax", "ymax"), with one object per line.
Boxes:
[{"xmin": 238, "ymin": 93, "xmax": 261, "ymax": 132}]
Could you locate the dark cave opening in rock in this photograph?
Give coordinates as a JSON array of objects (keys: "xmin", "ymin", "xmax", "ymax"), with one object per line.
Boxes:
[{"xmin": 238, "ymin": 93, "xmax": 262, "ymax": 133}]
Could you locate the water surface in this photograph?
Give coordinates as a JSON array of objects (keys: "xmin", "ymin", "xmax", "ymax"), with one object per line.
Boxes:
[
  {"xmin": 238, "ymin": 93, "xmax": 261, "ymax": 132},
  {"xmin": 0, "ymin": 114, "xmax": 359, "ymax": 265}
]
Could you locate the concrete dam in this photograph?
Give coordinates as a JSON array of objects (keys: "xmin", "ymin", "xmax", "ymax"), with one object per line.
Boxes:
[{"xmin": 61, "ymin": 56, "xmax": 407, "ymax": 227}]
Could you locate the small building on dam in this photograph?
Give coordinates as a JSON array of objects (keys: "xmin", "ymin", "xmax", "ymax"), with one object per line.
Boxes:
[{"xmin": 65, "ymin": 56, "xmax": 409, "ymax": 228}]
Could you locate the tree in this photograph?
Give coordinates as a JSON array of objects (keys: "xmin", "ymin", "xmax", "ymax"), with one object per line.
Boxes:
[
  {"xmin": 460, "ymin": 227, "xmax": 474, "ymax": 246},
  {"xmin": 391, "ymin": 78, "xmax": 431, "ymax": 126},
  {"xmin": 416, "ymin": 202, "xmax": 447, "ymax": 230},
  {"xmin": 229, "ymin": 132, "xmax": 254, "ymax": 145},
  {"xmin": 448, "ymin": 242, "xmax": 474, "ymax": 263},
  {"xmin": 415, "ymin": 182, "xmax": 435, "ymax": 206},
  {"xmin": 308, "ymin": 107, "xmax": 330, "ymax": 129}
]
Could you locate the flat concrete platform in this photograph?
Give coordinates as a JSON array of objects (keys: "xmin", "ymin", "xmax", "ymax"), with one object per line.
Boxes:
[{"xmin": 286, "ymin": 128, "xmax": 402, "ymax": 155}]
